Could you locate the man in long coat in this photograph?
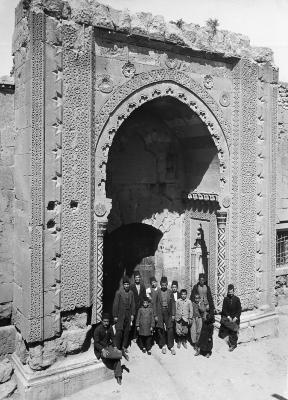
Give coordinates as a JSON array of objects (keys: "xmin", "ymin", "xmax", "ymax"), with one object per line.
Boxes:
[
  {"xmin": 190, "ymin": 273, "xmax": 215, "ymax": 315},
  {"xmin": 94, "ymin": 313, "xmax": 123, "ymax": 385},
  {"xmin": 113, "ymin": 276, "xmax": 135, "ymax": 354},
  {"xmin": 153, "ymin": 276, "xmax": 176, "ymax": 355},
  {"xmin": 218, "ymin": 284, "xmax": 242, "ymax": 351},
  {"xmin": 130, "ymin": 270, "xmax": 146, "ymax": 340}
]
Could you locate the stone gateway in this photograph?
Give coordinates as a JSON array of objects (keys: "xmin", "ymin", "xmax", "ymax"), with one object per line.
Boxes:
[{"xmin": 0, "ymin": 0, "xmax": 281, "ymax": 398}]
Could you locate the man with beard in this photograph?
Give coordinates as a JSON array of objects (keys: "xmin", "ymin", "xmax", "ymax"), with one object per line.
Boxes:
[
  {"xmin": 190, "ymin": 273, "xmax": 215, "ymax": 317},
  {"xmin": 218, "ymin": 284, "xmax": 242, "ymax": 351},
  {"xmin": 153, "ymin": 276, "xmax": 176, "ymax": 355}
]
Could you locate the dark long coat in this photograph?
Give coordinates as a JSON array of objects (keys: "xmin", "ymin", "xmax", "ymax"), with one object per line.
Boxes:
[
  {"xmin": 198, "ymin": 320, "xmax": 214, "ymax": 353},
  {"xmin": 153, "ymin": 288, "xmax": 176, "ymax": 329},
  {"xmin": 136, "ymin": 306, "xmax": 155, "ymax": 336},
  {"xmin": 112, "ymin": 288, "xmax": 135, "ymax": 330},
  {"xmin": 221, "ymin": 295, "xmax": 242, "ymax": 323},
  {"xmin": 130, "ymin": 283, "xmax": 146, "ymax": 312},
  {"xmin": 190, "ymin": 283, "xmax": 215, "ymax": 313}
]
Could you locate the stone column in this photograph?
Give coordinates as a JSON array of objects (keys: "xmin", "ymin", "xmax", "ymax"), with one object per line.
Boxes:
[
  {"xmin": 92, "ymin": 199, "xmax": 112, "ymax": 324},
  {"xmin": 217, "ymin": 211, "xmax": 227, "ymax": 310}
]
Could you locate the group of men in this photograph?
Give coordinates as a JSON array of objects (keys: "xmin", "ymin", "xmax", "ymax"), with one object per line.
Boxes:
[{"xmin": 93, "ymin": 271, "xmax": 242, "ymax": 385}]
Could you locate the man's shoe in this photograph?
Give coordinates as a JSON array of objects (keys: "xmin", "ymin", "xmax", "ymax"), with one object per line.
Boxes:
[
  {"xmin": 123, "ymin": 347, "xmax": 129, "ymax": 353},
  {"xmin": 122, "ymin": 351, "xmax": 129, "ymax": 362},
  {"xmin": 205, "ymin": 353, "xmax": 211, "ymax": 358},
  {"xmin": 141, "ymin": 348, "xmax": 146, "ymax": 353},
  {"xmin": 116, "ymin": 377, "xmax": 122, "ymax": 385},
  {"xmin": 161, "ymin": 347, "xmax": 167, "ymax": 354},
  {"xmin": 194, "ymin": 348, "xmax": 200, "ymax": 356},
  {"xmin": 147, "ymin": 350, "xmax": 151, "ymax": 355},
  {"xmin": 177, "ymin": 341, "xmax": 181, "ymax": 349},
  {"xmin": 170, "ymin": 348, "xmax": 176, "ymax": 356},
  {"xmin": 229, "ymin": 345, "xmax": 236, "ymax": 352},
  {"xmin": 182, "ymin": 341, "xmax": 187, "ymax": 349}
]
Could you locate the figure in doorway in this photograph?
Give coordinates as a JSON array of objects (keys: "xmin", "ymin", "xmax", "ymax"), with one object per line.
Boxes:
[
  {"xmin": 194, "ymin": 224, "xmax": 205, "ymax": 282},
  {"xmin": 113, "ymin": 276, "xmax": 135, "ymax": 356},
  {"xmin": 218, "ymin": 284, "xmax": 242, "ymax": 352},
  {"xmin": 130, "ymin": 270, "xmax": 146, "ymax": 341},
  {"xmin": 153, "ymin": 276, "xmax": 176, "ymax": 355},
  {"xmin": 93, "ymin": 313, "xmax": 124, "ymax": 385}
]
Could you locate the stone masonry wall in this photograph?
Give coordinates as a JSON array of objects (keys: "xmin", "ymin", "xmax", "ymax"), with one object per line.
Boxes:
[
  {"xmin": 0, "ymin": 79, "xmax": 17, "ymax": 360},
  {"xmin": 0, "ymin": 81, "xmax": 15, "ymax": 327}
]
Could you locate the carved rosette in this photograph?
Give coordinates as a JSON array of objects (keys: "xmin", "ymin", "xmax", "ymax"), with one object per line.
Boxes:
[
  {"xmin": 217, "ymin": 211, "xmax": 227, "ymax": 310},
  {"xmin": 203, "ymin": 75, "xmax": 214, "ymax": 89},
  {"xmin": 219, "ymin": 91, "xmax": 231, "ymax": 107},
  {"xmin": 122, "ymin": 61, "xmax": 136, "ymax": 78}
]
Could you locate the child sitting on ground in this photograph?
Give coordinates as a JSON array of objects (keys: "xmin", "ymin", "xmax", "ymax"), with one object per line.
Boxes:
[
  {"xmin": 175, "ymin": 289, "xmax": 192, "ymax": 349},
  {"xmin": 197, "ymin": 312, "xmax": 215, "ymax": 358},
  {"xmin": 136, "ymin": 297, "xmax": 155, "ymax": 355},
  {"xmin": 191, "ymin": 293, "xmax": 206, "ymax": 355}
]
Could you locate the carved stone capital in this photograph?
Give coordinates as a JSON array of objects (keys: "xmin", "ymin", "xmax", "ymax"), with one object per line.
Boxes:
[{"xmin": 216, "ymin": 211, "xmax": 227, "ymax": 228}]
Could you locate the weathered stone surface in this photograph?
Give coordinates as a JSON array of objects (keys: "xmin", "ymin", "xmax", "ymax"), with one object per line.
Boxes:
[
  {"xmin": 61, "ymin": 311, "xmax": 88, "ymax": 330},
  {"xmin": 0, "ymin": 304, "xmax": 12, "ymax": 322},
  {"xmin": 0, "ymin": 358, "xmax": 13, "ymax": 383},
  {"xmin": 0, "ymin": 378, "xmax": 17, "ymax": 400},
  {"xmin": 15, "ymin": 332, "xmax": 28, "ymax": 365},
  {"xmin": 56, "ymin": 327, "xmax": 91, "ymax": 354}
]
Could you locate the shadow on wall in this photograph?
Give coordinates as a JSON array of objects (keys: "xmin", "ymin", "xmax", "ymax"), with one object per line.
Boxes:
[{"xmin": 103, "ymin": 223, "xmax": 163, "ymax": 313}]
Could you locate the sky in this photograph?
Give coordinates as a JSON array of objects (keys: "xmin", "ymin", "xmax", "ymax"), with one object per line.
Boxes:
[{"xmin": 0, "ymin": 0, "xmax": 287, "ymax": 81}]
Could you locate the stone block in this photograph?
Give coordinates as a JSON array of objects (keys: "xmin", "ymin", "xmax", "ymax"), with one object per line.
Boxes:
[
  {"xmin": 0, "ymin": 326, "xmax": 16, "ymax": 356},
  {"xmin": 15, "ymin": 127, "xmax": 32, "ymax": 155},
  {"xmin": 0, "ymin": 358, "xmax": 13, "ymax": 383},
  {"xmin": 0, "ymin": 262, "xmax": 13, "ymax": 285},
  {"xmin": 253, "ymin": 315, "xmax": 279, "ymax": 340},
  {"xmin": 15, "ymin": 106, "xmax": 30, "ymax": 130},
  {"xmin": 0, "ymin": 377, "xmax": 17, "ymax": 399},
  {"xmin": 0, "ymin": 283, "xmax": 12, "ymax": 303},
  {"xmin": 0, "ymin": 167, "xmax": 14, "ymax": 190},
  {"xmin": 0, "ymin": 303, "xmax": 12, "ymax": 322},
  {"xmin": 238, "ymin": 325, "xmax": 254, "ymax": 343}
]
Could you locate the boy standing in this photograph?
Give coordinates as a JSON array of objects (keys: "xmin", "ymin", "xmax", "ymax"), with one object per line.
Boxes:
[
  {"xmin": 175, "ymin": 289, "xmax": 192, "ymax": 349},
  {"xmin": 154, "ymin": 276, "xmax": 176, "ymax": 355},
  {"xmin": 136, "ymin": 297, "xmax": 155, "ymax": 355},
  {"xmin": 191, "ymin": 293, "xmax": 205, "ymax": 355},
  {"xmin": 113, "ymin": 276, "xmax": 135, "ymax": 355}
]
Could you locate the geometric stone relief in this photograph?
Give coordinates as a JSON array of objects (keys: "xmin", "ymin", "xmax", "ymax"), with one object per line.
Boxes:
[
  {"xmin": 203, "ymin": 74, "xmax": 214, "ymax": 90},
  {"xmin": 95, "ymin": 69, "xmax": 231, "ymax": 202},
  {"xmin": 122, "ymin": 61, "xmax": 136, "ymax": 78}
]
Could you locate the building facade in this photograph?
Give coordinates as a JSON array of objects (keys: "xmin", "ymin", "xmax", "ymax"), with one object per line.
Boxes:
[{"xmin": 0, "ymin": 0, "xmax": 283, "ymax": 398}]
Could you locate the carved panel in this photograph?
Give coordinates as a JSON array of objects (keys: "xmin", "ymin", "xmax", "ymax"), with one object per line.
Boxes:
[
  {"xmin": 238, "ymin": 59, "xmax": 258, "ymax": 309},
  {"xmin": 184, "ymin": 203, "xmax": 217, "ymax": 303},
  {"xmin": 30, "ymin": 11, "xmax": 45, "ymax": 342},
  {"xmin": 61, "ymin": 23, "xmax": 93, "ymax": 310}
]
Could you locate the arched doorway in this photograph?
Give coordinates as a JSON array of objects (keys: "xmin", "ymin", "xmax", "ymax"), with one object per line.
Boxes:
[{"xmin": 102, "ymin": 96, "xmax": 221, "ymax": 311}]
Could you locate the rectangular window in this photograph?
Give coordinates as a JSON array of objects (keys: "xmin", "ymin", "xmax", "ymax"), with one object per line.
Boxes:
[{"xmin": 276, "ymin": 231, "xmax": 288, "ymax": 268}]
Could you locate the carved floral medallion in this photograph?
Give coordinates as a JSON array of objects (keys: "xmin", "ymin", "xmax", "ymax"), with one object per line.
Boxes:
[
  {"xmin": 203, "ymin": 74, "xmax": 214, "ymax": 89},
  {"xmin": 219, "ymin": 91, "xmax": 230, "ymax": 107},
  {"xmin": 122, "ymin": 61, "xmax": 136, "ymax": 78}
]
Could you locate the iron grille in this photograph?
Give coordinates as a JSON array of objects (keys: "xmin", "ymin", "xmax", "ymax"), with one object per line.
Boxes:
[{"xmin": 276, "ymin": 231, "xmax": 288, "ymax": 267}]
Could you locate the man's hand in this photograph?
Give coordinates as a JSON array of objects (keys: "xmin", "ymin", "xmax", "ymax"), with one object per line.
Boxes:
[
  {"xmin": 101, "ymin": 348, "xmax": 109, "ymax": 358},
  {"xmin": 114, "ymin": 317, "xmax": 118, "ymax": 324},
  {"xmin": 154, "ymin": 316, "xmax": 158, "ymax": 322},
  {"xmin": 232, "ymin": 317, "xmax": 237, "ymax": 323},
  {"xmin": 227, "ymin": 316, "xmax": 232, "ymax": 322},
  {"xmin": 171, "ymin": 316, "xmax": 175, "ymax": 322},
  {"xmin": 136, "ymin": 326, "xmax": 140, "ymax": 332},
  {"xmin": 150, "ymin": 327, "xmax": 153, "ymax": 333},
  {"xmin": 188, "ymin": 318, "xmax": 192, "ymax": 326}
]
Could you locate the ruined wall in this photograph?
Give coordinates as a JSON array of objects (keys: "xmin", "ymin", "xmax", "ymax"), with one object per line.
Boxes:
[{"xmin": 0, "ymin": 79, "xmax": 16, "ymax": 359}]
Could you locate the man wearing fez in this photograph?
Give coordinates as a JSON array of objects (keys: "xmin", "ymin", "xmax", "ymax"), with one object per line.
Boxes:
[
  {"xmin": 146, "ymin": 276, "xmax": 159, "ymax": 307},
  {"xmin": 113, "ymin": 276, "xmax": 135, "ymax": 355},
  {"xmin": 171, "ymin": 280, "xmax": 180, "ymax": 302},
  {"xmin": 93, "ymin": 313, "xmax": 124, "ymax": 385},
  {"xmin": 154, "ymin": 276, "xmax": 176, "ymax": 355},
  {"xmin": 130, "ymin": 270, "xmax": 146, "ymax": 341},
  {"xmin": 190, "ymin": 273, "xmax": 215, "ymax": 316},
  {"xmin": 218, "ymin": 284, "xmax": 242, "ymax": 352}
]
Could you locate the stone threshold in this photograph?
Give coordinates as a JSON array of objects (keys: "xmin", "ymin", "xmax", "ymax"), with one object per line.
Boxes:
[
  {"xmin": 12, "ymin": 347, "xmax": 113, "ymax": 400},
  {"xmin": 214, "ymin": 309, "xmax": 279, "ymax": 343}
]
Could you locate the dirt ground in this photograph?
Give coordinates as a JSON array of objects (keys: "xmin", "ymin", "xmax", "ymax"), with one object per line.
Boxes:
[{"xmin": 64, "ymin": 306, "xmax": 288, "ymax": 400}]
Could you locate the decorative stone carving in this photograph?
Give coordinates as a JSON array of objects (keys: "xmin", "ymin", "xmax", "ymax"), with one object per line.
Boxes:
[
  {"xmin": 165, "ymin": 57, "xmax": 180, "ymax": 69},
  {"xmin": 122, "ymin": 61, "xmax": 136, "ymax": 78},
  {"xmin": 216, "ymin": 211, "xmax": 227, "ymax": 310},
  {"xmin": 222, "ymin": 195, "xmax": 231, "ymax": 208},
  {"xmin": 219, "ymin": 91, "xmax": 230, "ymax": 107},
  {"xmin": 203, "ymin": 74, "xmax": 214, "ymax": 89},
  {"xmin": 96, "ymin": 74, "xmax": 114, "ymax": 93},
  {"xmin": 94, "ymin": 203, "xmax": 107, "ymax": 217},
  {"xmin": 187, "ymin": 191, "xmax": 218, "ymax": 203}
]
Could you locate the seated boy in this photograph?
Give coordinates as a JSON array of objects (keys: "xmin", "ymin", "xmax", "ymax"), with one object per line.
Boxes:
[
  {"xmin": 175, "ymin": 289, "xmax": 192, "ymax": 349},
  {"xmin": 136, "ymin": 297, "xmax": 155, "ymax": 355}
]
